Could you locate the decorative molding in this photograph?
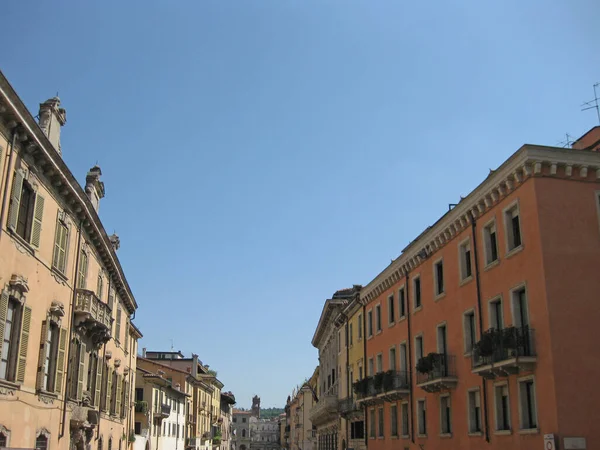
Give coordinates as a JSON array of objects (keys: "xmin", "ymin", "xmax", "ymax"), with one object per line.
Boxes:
[{"xmin": 565, "ymin": 165, "xmax": 573, "ymax": 177}]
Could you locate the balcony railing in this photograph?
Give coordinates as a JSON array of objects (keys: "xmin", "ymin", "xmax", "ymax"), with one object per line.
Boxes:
[
  {"xmin": 187, "ymin": 437, "xmax": 201, "ymax": 448},
  {"xmin": 416, "ymin": 354, "xmax": 458, "ymax": 392},
  {"xmin": 135, "ymin": 400, "xmax": 148, "ymax": 414},
  {"xmin": 154, "ymin": 403, "xmax": 171, "ymax": 418},
  {"xmin": 338, "ymin": 398, "xmax": 359, "ymax": 416},
  {"xmin": 308, "ymin": 395, "xmax": 338, "ymax": 426},
  {"xmin": 472, "ymin": 327, "xmax": 536, "ymax": 377},
  {"xmin": 353, "ymin": 370, "xmax": 410, "ymax": 405},
  {"xmin": 74, "ymin": 289, "xmax": 113, "ymax": 343}
]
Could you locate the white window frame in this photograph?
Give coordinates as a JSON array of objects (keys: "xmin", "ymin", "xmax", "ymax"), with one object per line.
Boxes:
[
  {"xmin": 367, "ymin": 309, "xmax": 373, "ymax": 338},
  {"xmin": 357, "ymin": 313, "xmax": 363, "ymax": 341},
  {"xmin": 413, "ymin": 275, "xmax": 422, "ymax": 311},
  {"xmin": 458, "ymin": 237, "xmax": 473, "ymax": 284},
  {"xmin": 439, "ymin": 393, "xmax": 452, "ymax": 436},
  {"xmin": 416, "ymin": 398, "xmax": 427, "ymax": 437},
  {"xmin": 399, "ymin": 341, "xmax": 408, "ymax": 374},
  {"xmin": 488, "ymin": 296, "xmax": 504, "ymax": 331},
  {"xmin": 462, "ymin": 309, "xmax": 477, "ymax": 355},
  {"xmin": 503, "ymin": 199, "xmax": 523, "ymax": 255},
  {"xmin": 433, "ymin": 257, "xmax": 445, "ymax": 299},
  {"xmin": 376, "ymin": 353, "xmax": 383, "ymax": 374},
  {"xmin": 368, "ymin": 358, "xmax": 374, "ymax": 377},
  {"xmin": 436, "ymin": 322, "xmax": 448, "ymax": 355},
  {"xmin": 375, "ymin": 303, "xmax": 382, "ymax": 333},
  {"xmin": 509, "ymin": 283, "xmax": 530, "ymax": 329},
  {"xmin": 517, "ymin": 375, "xmax": 538, "ymax": 432},
  {"xmin": 398, "ymin": 284, "xmax": 406, "ymax": 319},
  {"xmin": 414, "ymin": 334, "xmax": 424, "ymax": 361},
  {"xmin": 388, "ymin": 345, "xmax": 397, "ymax": 371},
  {"xmin": 482, "ymin": 217, "xmax": 500, "ymax": 268},
  {"xmin": 400, "ymin": 401, "xmax": 409, "ymax": 438},
  {"xmin": 390, "ymin": 403, "xmax": 398, "ymax": 437},
  {"xmin": 467, "ymin": 388, "xmax": 483, "ymax": 435},
  {"xmin": 387, "ymin": 294, "xmax": 395, "ymax": 326},
  {"xmin": 493, "ymin": 381, "xmax": 511, "ymax": 434}
]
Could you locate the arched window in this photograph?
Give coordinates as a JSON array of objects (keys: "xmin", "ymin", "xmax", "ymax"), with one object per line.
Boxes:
[
  {"xmin": 35, "ymin": 433, "xmax": 48, "ymax": 450},
  {"xmin": 242, "ymin": 430, "xmax": 246, "ymax": 438},
  {"xmin": 108, "ymin": 437, "xmax": 112, "ymax": 450},
  {"xmin": 0, "ymin": 431, "xmax": 8, "ymax": 448},
  {"xmin": 98, "ymin": 437, "xmax": 103, "ymax": 450}
]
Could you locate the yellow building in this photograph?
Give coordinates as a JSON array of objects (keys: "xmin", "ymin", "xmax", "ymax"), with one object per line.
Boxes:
[{"xmin": 0, "ymin": 72, "xmax": 141, "ymax": 450}]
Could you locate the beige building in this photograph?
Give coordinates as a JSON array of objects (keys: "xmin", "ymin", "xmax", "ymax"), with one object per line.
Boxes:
[{"xmin": 0, "ymin": 71, "xmax": 141, "ymax": 450}]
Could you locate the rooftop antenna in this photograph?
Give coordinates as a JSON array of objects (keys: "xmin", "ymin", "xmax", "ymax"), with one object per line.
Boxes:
[
  {"xmin": 557, "ymin": 133, "xmax": 574, "ymax": 148},
  {"xmin": 170, "ymin": 339, "xmax": 174, "ymax": 351},
  {"xmin": 581, "ymin": 82, "xmax": 600, "ymax": 125}
]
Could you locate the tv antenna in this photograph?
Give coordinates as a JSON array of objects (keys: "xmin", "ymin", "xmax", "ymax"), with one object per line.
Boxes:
[
  {"xmin": 557, "ymin": 133, "xmax": 574, "ymax": 148},
  {"xmin": 581, "ymin": 82, "xmax": 600, "ymax": 125},
  {"xmin": 170, "ymin": 339, "xmax": 174, "ymax": 351}
]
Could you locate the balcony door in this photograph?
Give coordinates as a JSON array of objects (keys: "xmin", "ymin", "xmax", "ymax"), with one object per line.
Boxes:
[{"xmin": 437, "ymin": 325, "xmax": 447, "ymax": 356}]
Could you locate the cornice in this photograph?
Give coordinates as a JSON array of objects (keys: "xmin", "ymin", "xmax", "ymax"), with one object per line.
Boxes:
[
  {"xmin": 0, "ymin": 71, "xmax": 137, "ymax": 314},
  {"xmin": 360, "ymin": 144, "xmax": 600, "ymax": 305},
  {"xmin": 311, "ymin": 299, "xmax": 346, "ymax": 349}
]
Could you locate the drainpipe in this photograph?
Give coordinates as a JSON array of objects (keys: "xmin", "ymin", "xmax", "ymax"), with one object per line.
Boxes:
[
  {"xmin": 361, "ymin": 304, "xmax": 367, "ymax": 449},
  {"xmin": 0, "ymin": 128, "xmax": 18, "ymax": 242},
  {"xmin": 127, "ymin": 313, "xmax": 134, "ymax": 450},
  {"xmin": 403, "ymin": 268, "xmax": 415, "ymax": 444},
  {"xmin": 60, "ymin": 218, "xmax": 84, "ymax": 439},
  {"xmin": 345, "ymin": 313, "xmax": 350, "ymax": 450},
  {"xmin": 469, "ymin": 211, "xmax": 490, "ymax": 443}
]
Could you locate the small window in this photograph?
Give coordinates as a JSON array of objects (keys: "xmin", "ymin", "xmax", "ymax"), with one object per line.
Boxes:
[
  {"xmin": 376, "ymin": 354, "xmax": 383, "ymax": 374},
  {"xmin": 417, "ymin": 400, "xmax": 426, "ymax": 436},
  {"xmin": 52, "ymin": 217, "xmax": 69, "ymax": 274},
  {"xmin": 14, "ymin": 179, "xmax": 35, "ymax": 241},
  {"xmin": 358, "ymin": 314, "xmax": 363, "ymax": 339},
  {"xmin": 463, "ymin": 311, "xmax": 477, "ymax": 354},
  {"xmin": 0, "ymin": 296, "xmax": 25, "ymax": 382},
  {"xmin": 437, "ymin": 324, "xmax": 448, "ymax": 355},
  {"xmin": 415, "ymin": 335, "xmax": 424, "ymax": 361},
  {"xmin": 440, "ymin": 395, "xmax": 451, "ymax": 435},
  {"xmin": 377, "ymin": 407, "xmax": 384, "ymax": 438},
  {"xmin": 0, "ymin": 431, "xmax": 8, "ymax": 448},
  {"xmin": 77, "ymin": 251, "xmax": 88, "ymax": 289},
  {"xmin": 35, "ymin": 434, "xmax": 48, "ymax": 450},
  {"xmin": 389, "ymin": 347, "xmax": 397, "ymax": 371},
  {"xmin": 369, "ymin": 409, "xmax": 376, "ymax": 438},
  {"xmin": 390, "ymin": 405, "xmax": 398, "ymax": 437},
  {"xmin": 388, "ymin": 294, "xmax": 395, "ymax": 324},
  {"xmin": 350, "ymin": 421, "xmax": 364, "ymax": 439},
  {"xmin": 399, "ymin": 343, "xmax": 407, "ymax": 373},
  {"xmin": 398, "ymin": 287, "xmax": 406, "ymax": 318},
  {"xmin": 459, "ymin": 240, "xmax": 472, "ymax": 281},
  {"xmin": 468, "ymin": 390, "xmax": 482, "ymax": 434},
  {"xmin": 489, "ymin": 298, "xmax": 504, "ymax": 330},
  {"xmin": 512, "ymin": 287, "xmax": 530, "ymax": 329},
  {"xmin": 368, "ymin": 358, "xmax": 374, "ymax": 377},
  {"xmin": 519, "ymin": 378, "xmax": 537, "ymax": 430},
  {"xmin": 349, "ymin": 323, "xmax": 353, "ymax": 346},
  {"xmin": 367, "ymin": 311, "xmax": 373, "ymax": 337},
  {"xmin": 375, "ymin": 305, "xmax": 382, "ymax": 332},
  {"xmin": 495, "ymin": 384, "xmax": 511, "ymax": 431},
  {"xmin": 434, "ymin": 260, "xmax": 444, "ymax": 296},
  {"xmin": 505, "ymin": 204, "xmax": 522, "ymax": 251},
  {"xmin": 401, "ymin": 402, "xmax": 409, "ymax": 437},
  {"xmin": 414, "ymin": 277, "xmax": 422, "ymax": 309},
  {"xmin": 484, "ymin": 221, "xmax": 499, "ymax": 265}
]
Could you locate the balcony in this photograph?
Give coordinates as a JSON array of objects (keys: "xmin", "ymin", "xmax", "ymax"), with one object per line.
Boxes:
[
  {"xmin": 74, "ymin": 289, "xmax": 113, "ymax": 345},
  {"xmin": 154, "ymin": 403, "xmax": 171, "ymax": 419},
  {"xmin": 354, "ymin": 371, "xmax": 410, "ymax": 406},
  {"xmin": 308, "ymin": 395, "xmax": 338, "ymax": 426},
  {"xmin": 416, "ymin": 354, "xmax": 458, "ymax": 393},
  {"xmin": 135, "ymin": 400, "xmax": 148, "ymax": 414},
  {"xmin": 472, "ymin": 327, "xmax": 536, "ymax": 378},
  {"xmin": 338, "ymin": 398, "xmax": 360, "ymax": 417},
  {"xmin": 187, "ymin": 437, "xmax": 201, "ymax": 448}
]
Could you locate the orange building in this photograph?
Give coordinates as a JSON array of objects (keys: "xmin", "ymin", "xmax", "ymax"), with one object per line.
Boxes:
[{"xmin": 357, "ymin": 127, "xmax": 600, "ymax": 450}]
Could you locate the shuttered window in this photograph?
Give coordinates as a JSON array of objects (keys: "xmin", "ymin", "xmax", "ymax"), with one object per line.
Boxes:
[
  {"xmin": 36, "ymin": 320, "xmax": 60, "ymax": 392},
  {"xmin": 97, "ymin": 275, "xmax": 104, "ymax": 301},
  {"xmin": 7, "ymin": 171, "xmax": 45, "ymax": 247},
  {"xmin": 52, "ymin": 217, "xmax": 69, "ymax": 274},
  {"xmin": 115, "ymin": 304, "xmax": 122, "ymax": 343},
  {"xmin": 77, "ymin": 251, "xmax": 88, "ymax": 289}
]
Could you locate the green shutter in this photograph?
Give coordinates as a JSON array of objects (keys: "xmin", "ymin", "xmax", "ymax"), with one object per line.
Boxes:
[
  {"xmin": 77, "ymin": 342, "xmax": 86, "ymax": 400},
  {"xmin": 115, "ymin": 374, "xmax": 122, "ymax": 416},
  {"xmin": 7, "ymin": 170, "xmax": 24, "ymax": 231},
  {"xmin": 55, "ymin": 328, "xmax": 67, "ymax": 394},
  {"xmin": 123, "ymin": 380, "xmax": 130, "ymax": 419},
  {"xmin": 16, "ymin": 306, "xmax": 32, "ymax": 383},
  {"xmin": 115, "ymin": 305, "xmax": 121, "ymax": 342},
  {"xmin": 36, "ymin": 320, "xmax": 49, "ymax": 391},
  {"xmin": 53, "ymin": 216, "xmax": 68, "ymax": 271},
  {"xmin": 94, "ymin": 357, "xmax": 103, "ymax": 407},
  {"xmin": 30, "ymin": 194, "xmax": 45, "ymax": 247},
  {"xmin": 107, "ymin": 368, "xmax": 113, "ymax": 412},
  {"xmin": 0, "ymin": 290, "xmax": 9, "ymax": 363}
]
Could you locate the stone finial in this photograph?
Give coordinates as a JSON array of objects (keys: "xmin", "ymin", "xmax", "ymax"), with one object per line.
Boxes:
[
  {"xmin": 85, "ymin": 166, "xmax": 105, "ymax": 212},
  {"xmin": 109, "ymin": 233, "xmax": 120, "ymax": 251},
  {"xmin": 39, "ymin": 97, "xmax": 66, "ymax": 155}
]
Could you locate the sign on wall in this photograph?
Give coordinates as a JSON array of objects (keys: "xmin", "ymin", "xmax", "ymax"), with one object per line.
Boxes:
[
  {"xmin": 564, "ymin": 437, "xmax": 587, "ymax": 450},
  {"xmin": 543, "ymin": 434, "xmax": 556, "ymax": 450}
]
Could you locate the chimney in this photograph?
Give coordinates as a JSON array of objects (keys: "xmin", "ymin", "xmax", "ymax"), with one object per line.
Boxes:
[
  {"xmin": 109, "ymin": 233, "xmax": 120, "ymax": 251},
  {"xmin": 85, "ymin": 166, "xmax": 105, "ymax": 212},
  {"xmin": 192, "ymin": 353, "xmax": 199, "ymax": 377},
  {"xmin": 572, "ymin": 126, "xmax": 600, "ymax": 152},
  {"xmin": 38, "ymin": 97, "xmax": 67, "ymax": 154},
  {"xmin": 142, "ymin": 347, "xmax": 147, "ymax": 358}
]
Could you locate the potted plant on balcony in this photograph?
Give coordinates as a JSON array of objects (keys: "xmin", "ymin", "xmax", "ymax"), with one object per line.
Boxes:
[
  {"xmin": 128, "ymin": 430, "xmax": 136, "ymax": 443},
  {"xmin": 416, "ymin": 355, "xmax": 433, "ymax": 374},
  {"xmin": 352, "ymin": 378, "xmax": 368, "ymax": 396},
  {"xmin": 476, "ymin": 329, "xmax": 497, "ymax": 357},
  {"xmin": 382, "ymin": 370, "xmax": 395, "ymax": 390},
  {"xmin": 373, "ymin": 372, "xmax": 385, "ymax": 391}
]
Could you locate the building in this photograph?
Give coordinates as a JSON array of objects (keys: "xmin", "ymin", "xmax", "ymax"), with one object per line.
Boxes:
[
  {"xmin": 249, "ymin": 417, "xmax": 278, "ymax": 450},
  {"xmin": 220, "ymin": 392, "xmax": 236, "ymax": 450},
  {"xmin": 232, "ymin": 410, "xmax": 251, "ymax": 450},
  {"xmin": 359, "ymin": 127, "xmax": 600, "ymax": 449},
  {"xmin": 277, "ymin": 413, "xmax": 286, "ymax": 450},
  {"xmin": 0, "ymin": 72, "xmax": 141, "ymax": 450},
  {"xmin": 285, "ymin": 370, "xmax": 317, "ymax": 450}
]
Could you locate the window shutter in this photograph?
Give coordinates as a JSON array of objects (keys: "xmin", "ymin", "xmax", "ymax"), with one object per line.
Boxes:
[
  {"xmin": 30, "ymin": 194, "xmax": 45, "ymax": 248},
  {"xmin": 36, "ymin": 320, "xmax": 49, "ymax": 391},
  {"xmin": 94, "ymin": 357, "xmax": 103, "ymax": 407},
  {"xmin": 53, "ymin": 218, "xmax": 68, "ymax": 272},
  {"xmin": 106, "ymin": 368, "xmax": 113, "ymax": 412},
  {"xmin": 115, "ymin": 305, "xmax": 121, "ymax": 342},
  {"xmin": 77, "ymin": 342, "xmax": 86, "ymax": 400},
  {"xmin": 123, "ymin": 380, "xmax": 130, "ymax": 418},
  {"xmin": 7, "ymin": 170, "xmax": 24, "ymax": 231},
  {"xmin": 124, "ymin": 320, "xmax": 129, "ymax": 353},
  {"xmin": 52, "ymin": 220, "xmax": 61, "ymax": 269},
  {"xmin": 0, "ymin": 290, "xmax": 9, "ymax": 364},
  {"xmin": 54, "ymin": 328, "xmax": 67, "ymax": 394},
  {"xmin": 115, "ymin": 374, "xmax": 122, "ymax": 415},
  {"xmin": 16, "ymin": 306, "xmax": 32, "ymax": 383}
]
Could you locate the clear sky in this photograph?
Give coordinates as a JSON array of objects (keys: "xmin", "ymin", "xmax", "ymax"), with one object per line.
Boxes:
[{"xmin": 1, "ymin": 0, "xmax": 599, "ymax": 407}]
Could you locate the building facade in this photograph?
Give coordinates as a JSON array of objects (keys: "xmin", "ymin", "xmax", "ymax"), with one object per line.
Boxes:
[
  {"xmin": 359, "ymin": 129, "xmax": 600, "ymax": 449},
  {"xmin": 249, "ymin": 417, "xmax": 278, "ymax": 450},
  {"xmin": 0, "ymin": 71, "xmax": 141, "ymax": 450},
  {"xmin": 220, "ymin": 392, "xmax": 236, "ymax": 450},
  {"xmin": 232, "ymin": 410, "xmax": 251, "ymax": 450}
]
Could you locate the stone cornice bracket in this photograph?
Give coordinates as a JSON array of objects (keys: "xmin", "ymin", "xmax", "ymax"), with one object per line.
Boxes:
[
  {"xmin": 9, "ymin": 274, "xmax": 29, "ymax": 293},
  {"xmin": 565, "ymin": 165, "xmax": 573, "ymax": 177},
  {"xmin": 580, "ymin": 166, "xmax": 588, "ymax": 178}
]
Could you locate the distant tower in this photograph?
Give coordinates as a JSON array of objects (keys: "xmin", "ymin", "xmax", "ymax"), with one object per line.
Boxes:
[{"xmin": 251, "ymin": 395, "xmax": 261, "ymax": 418}]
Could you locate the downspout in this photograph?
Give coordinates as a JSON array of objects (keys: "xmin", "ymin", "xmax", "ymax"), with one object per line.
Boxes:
[
  {"xmin": 469, "ymin": 211, "xmax": 490, "ymax": 442},
  {"xmin": 403, "ymin": 268, "xmax": 415, "ymax": 444},
  {"xmin": 0, "ymin": 128, "xmax": 18, "ymax": 241},
  {"xmin": 345, "ymin": 313, "xmax": 350, "ymax": 450},
  {"xmin": 127, "ymin": 312, "xmax": 134, "ymax": 450},
  {"xmin": 97, "ymin": 276, "xmax": 113, "ymax": 442},
  {"xmin": 361, "ymin": 304, "xmax": 367, "ymax": 449},
  {"xmin": 60, "ymin": 218, "xmax": 84, "ymax": 438}
]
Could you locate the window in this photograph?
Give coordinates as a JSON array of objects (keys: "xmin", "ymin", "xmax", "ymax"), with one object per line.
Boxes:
[
  {"xmin": 414, "ymin": 277, "xmax": 422, "ymax": 309},
  {"xmin": 417, "ymin": 400, "xmax": 426, "ymax": 436},
  {"xmin": 376, "ymin": 354, "xmax": 383, "ymax": 374},
  {"xmin": 100, "ymin": 362, "xmax": 110, "ymax": 411},
  {"xmin": 242, "ymin": 429, "xmax": 246, "ymax": 437},
  {"xmin": 375, "ymin": 305, "xmax": 382, "ymax": 332},
  {"xmin": 434, "ymin": 260, "xmax": 444, "ymax": 296},
  {"xmin": 388, "ymin": 294, "xmax": 395, "ymax": 324},
  {"xmin": 440, "ymin": 395, "xmax": 451, "ymax": 435},
  {"xmin": 52, "ymin": 217, "xmax": 69, "ymax": 274},
  {"xmin": 415, "ymin": 335, "xmax": 423, "ymax": 361},
  {"xmin": 399, "ymin": 343, "xmax": 407, "ymax": 373},
  {"xmin": 86, "ymin": 352, "xmax": 98, "ymax": 399},
  {"xmin": 0, "ymin": 431, "xmax": 8, "ymax": 448},
  {"xmin": 518, "ymin": 378, "xmax": 537, "ymax": 430},
  {"xmin": 468, "ymin": 390, "xmax": 482, "ymax": 434},
  {"xmin": 505, "ymin": 204, "xmax": 522, "ymax": 251},
  {"xmin": 77, "ymin": 251, "xmax": 88, "ymax": 289},
  {"xmin": 135, "ymin": 422, "xmax": 142, "ymax": 435},
  {"xmin": 69, "ymin": 340, "xmax": 87, "ymax": 400},
  {"xmin": 390, "ymin": 405, "xmax": 398, "ymax": 437},
  {"xmin": 135, "ymin": 387, "xmax": 143, "ymax": 401},
  {"xmin": 350, "ymin": 421, "xmax": 364, "ymax": 439},
  {"xmin": 401, "ymin": 402, "xmax": 409, "ymax": 437},
  {"xmin": 338, "ymin": 331, "xmax": 341, "ymax": 353},
  {"xmin": 8, "ymin": 172, "xmax": 45, "ymax": 247},
  {"xmin": 398, "ymin": 287, "xmax": 406, "ymax": 318},
  {"xmin": 0, "ymin": 295, "xmax": 24, "ymax": 381},
  {"xmin": 437, "ymin": 324, "xmax": 447, "ymax": 355},
  {"xmin": 115, "ymin": 304, "xmax": 122, "ymax": 343},
  {"xmin": 463, "ymin": 310, "xmax": 476, "ymax": 354},
  {"xmin": 35, "ymin": 433, "xmax": 48, "ymax": 450},
  {"xmin": 367, "ymin": 311, "xmax": 373, "ymax": 337},
  {"xmin": 369, "ymin": 409, "xmax": 375, "ymax": 438},
  {"xmin": 349, "ymin": 323, "xmax": 353, "ymax": 346},
  {"xmin": 512, "ymin": 287, "xmax": 530, "ymax": 328},
  {"xmin": 459, "ymin": 240, "xmax": 472, "ymax": 281},
  {"xmin": 378, "ymin": 407, "xmax": 384, "ymax": 437},
  {"xmin": 489, "ymin": 298, "xmax": 504, "ymax": 330},
  {"xmin": 97, "ymin": 275, "xmax": 104, "ymax": 301},
  {"xmin": 483, "ymin": 221, "xmax": 499, "ymax": 265},
  {"xmin": 368, "ymin": 358, "xmax": 374, "ymax": 377},
  {"xmin": 495, "ymin": 384, "xmax": 510, "ymax": 431},
  {"xmin": 358, "ymin": 314, "xmax": 363, "ymax": 340},
  {"xmin": 389, "ymin": 347, "xmax": 396, "ymax": 371},
  {"xmin": 233, "ymin": 417, "xmax": 237, "ymax": 423}
]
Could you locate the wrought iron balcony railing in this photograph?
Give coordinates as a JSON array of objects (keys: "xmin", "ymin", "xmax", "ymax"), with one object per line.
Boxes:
[
  {"xmin": 472, "ymin": 326, "xmax": 536, "ymax": 377},
  {"xmin": 353, "ymin": 370, "xmax": 409, "ymax": 404},
  {"xmin": 416, "ymin": 353, "xmax": 458, "ymax": 392},
  {"xmin": 135, "ymin": 400, "xmax": 148, "ymax": 413}
]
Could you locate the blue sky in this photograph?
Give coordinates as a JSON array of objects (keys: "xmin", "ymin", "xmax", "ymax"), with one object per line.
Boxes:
[{"xmin": 1, "ymin": 0, "xmax": 599, "ymax": 407}]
